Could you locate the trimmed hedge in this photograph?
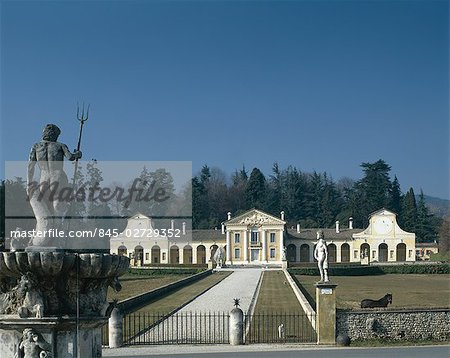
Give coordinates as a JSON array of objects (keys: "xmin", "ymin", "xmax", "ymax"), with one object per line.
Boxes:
[
  {"xmin": 128, "ymin": 267, "xmax": 205, "ymax": 276},
  {"xmin": 288, "ymin": 263, "xmax": 449, "ymax": 276}
]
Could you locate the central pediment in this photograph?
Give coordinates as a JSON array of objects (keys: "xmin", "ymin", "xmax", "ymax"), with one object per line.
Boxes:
[{"xmin": 226, "ymin": 209, "xmax": 286, "ymax": 226}]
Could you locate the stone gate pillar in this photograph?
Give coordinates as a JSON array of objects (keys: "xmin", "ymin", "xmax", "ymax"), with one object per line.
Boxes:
[{"xmin": 315, "ymin": 282, "xmax": 337, "ymax": 345}]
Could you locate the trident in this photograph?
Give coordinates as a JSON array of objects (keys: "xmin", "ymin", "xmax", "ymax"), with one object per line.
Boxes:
[{"xmin": 71, "ymin": 103, "xmax": 89, "ymax": 190}]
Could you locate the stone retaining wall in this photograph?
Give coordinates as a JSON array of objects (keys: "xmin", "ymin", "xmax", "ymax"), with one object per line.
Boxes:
[
  {"xmin": 336, "ymin": 308, "xmax": 450, "ymax": 341},
  {"xmin": 118, "ymin": 269, "xmax": 212, "ymax": 314}
]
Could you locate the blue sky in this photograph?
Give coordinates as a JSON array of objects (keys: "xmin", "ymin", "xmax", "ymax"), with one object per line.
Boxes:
[{"xmin": 1, "ymin": 0, "xmax": 448, "ymax": 199}]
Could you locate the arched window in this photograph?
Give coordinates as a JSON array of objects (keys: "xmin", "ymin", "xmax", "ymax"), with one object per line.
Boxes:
[
  {"xmin": 118, "ymin": 245, "xmax": 127, "ymax": 256},
  {"xmin": 396, "ymin": 243, "xmax": 406, "ymax": 262},
  {"xmin": 134, "ymin": 245, "xmax": 144, "ymax": 262},
  {"xmin": 378, "ymin": 243, "xmax": 388, "ymax": 262},
  {"xmin": 300, "ymin": 244, "xmax": 310, "ymax": 262},
  {"xmin": 341, "ymin": 243, "xmax": 350, "ymax": 263},
  {"xmin": 183, "ymin": 245, "xmax": 193, "ymax": 264},
  {"xmin": 170, "ymin": 245, "xmax": 179, "ymax": 264},
  {"xmin": 287, "ymin": 244, "xmax": 297, "ymax": 262},
  {"xmin": 151, "ymin": 245, "xmax": 160, "ymax": 264},
  {"xmin": 328, "ymin": 243, "xmax": 337, "ymax": 263},
  {"xmin": 197, "ymin": 245, "xmax": 206, "ymax": 264}
]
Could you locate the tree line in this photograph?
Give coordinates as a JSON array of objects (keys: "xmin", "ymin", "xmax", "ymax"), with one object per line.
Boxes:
[
  {"xmin": 0, "ymin": 159, "xmax": 446, "ymax": 247},
  {"xmin": 192, "ymin": 159, "xmax": 442, "ymax": 243}
]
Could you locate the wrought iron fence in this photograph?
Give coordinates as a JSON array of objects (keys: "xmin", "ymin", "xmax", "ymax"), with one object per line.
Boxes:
[
  {"xmin": 123, "ymin": 311, "xmax": 230, "ymax": 345},
  {"xmin": 101, "ymin": 310, "xmax": 316, "ymax": 346},
  {"xmin": 245, "ymin": 312, "xmax": 316, "ymax": 344}
]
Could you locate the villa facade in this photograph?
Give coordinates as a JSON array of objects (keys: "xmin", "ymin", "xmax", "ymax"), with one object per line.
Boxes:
[{"xmin": 110, "ymin": 208, "xmax": 416, "ymax": 266}]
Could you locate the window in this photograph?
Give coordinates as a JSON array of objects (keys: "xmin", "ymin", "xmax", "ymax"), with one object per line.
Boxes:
[
  {"xmin": 354, "ymin": 250, "xmax": 358, "ymax": 259},
  {"xmin": 234, "ymin": 248, "xmax": 240, "ymax": 259},
  {"xmin": 270, "ymin": 248, "xmax": 276, "ymax": 258},
  {"xmin": 234, "ymin": 233, "xmax": 240, "ymax": 244},
  {"xmin": 408, "ymin": 250, "xmax": 412, "ymax": 258},
  {"xmin": 372, "ymin": 251, "xmax": 376, "ymax": 259},
  {"xmin": 145, "ymin": 253, "xmax": 149, "ymax": 261},
  {"xmin": 162, "ymin": 252, "xmax": 166, "ymax": 261},
  {"xmin": 251, "ymin": 231, "xmax": 259, "ymax": 244},
  {"xmin": 270, "ymin": 232, "xmax": 276, "ymax": 243},
  {"xmin": 389, "ymin": 250, "xmax": 394, "ymax": 259}
]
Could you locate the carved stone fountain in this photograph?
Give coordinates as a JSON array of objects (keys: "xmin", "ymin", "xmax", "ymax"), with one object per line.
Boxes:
[
  {"xmin": 1, "ymin": 123, "xmax": 130, "ymax": 357},
  {"xmin": 0, "ymin": 251, "xmax": 129, "ymax": 357}
]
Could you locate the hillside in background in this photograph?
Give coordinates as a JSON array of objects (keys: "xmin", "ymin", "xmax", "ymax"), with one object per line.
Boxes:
[{"xmin": 423, "ymin": 195, "xmax": 450, "ymax": 218}]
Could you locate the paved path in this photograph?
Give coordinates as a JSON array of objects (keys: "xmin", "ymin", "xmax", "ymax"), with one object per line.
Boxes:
[
  {"xmin": 131, "ymin": 268, "xmax": 262, "ymax": 345},
  {"xmin": 178, "ymin": 268, "xmax": 262, "ymax": 314}
]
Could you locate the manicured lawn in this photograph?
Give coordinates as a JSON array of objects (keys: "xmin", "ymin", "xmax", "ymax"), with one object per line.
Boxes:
[
  {"xmin": 294, "ymin": 274, "xmax": 450, "ymax": 309},
  {"xmin": 250, "ymin": 270, "xmax": 316, "ymax": 343},
  {"xmin": 135, "ymin": 271, "xmax": 231, "ymax": 313},
  {"xmin": 108, "ymin": 274, "xmax": 191, "ymax": 302},
  {"xmin": 254, "ymin": 270, "xmax": 303, "ymax": 313}
]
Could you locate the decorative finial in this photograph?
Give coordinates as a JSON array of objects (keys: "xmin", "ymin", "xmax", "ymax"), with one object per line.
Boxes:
[{"xmin": 233, "ymin": 298, "xmax": 240, "ymax": 308}]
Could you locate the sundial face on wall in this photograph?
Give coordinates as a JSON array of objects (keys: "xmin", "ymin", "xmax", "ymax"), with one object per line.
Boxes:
[{"xmin": 373, "ymin": 216, "xmax": 394, "ymax": 235}]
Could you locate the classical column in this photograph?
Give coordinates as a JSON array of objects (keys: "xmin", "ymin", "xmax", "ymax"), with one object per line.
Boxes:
[
  {"xmin": 279, "ymin": 229, "xmax": 284, "ymax": 261},
  {"xmin": 226, "ymin": 230, "xmax": 231, "ymax": 263},
  {"xmin": 243, "ymin": 229, "xmax": 249, "ymax": 263},
  {"xmin": 261, "ymin": 230, "xmax": 267, "ymax": 263}
]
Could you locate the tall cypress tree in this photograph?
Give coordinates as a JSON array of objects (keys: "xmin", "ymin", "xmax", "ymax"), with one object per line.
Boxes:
[
  {"xmin": 358, "ymin": 159, "xmax": 392, "ymax": 215},
  {"xmin": 388, "ymin": 175, "xmax": 402, "ymax": 215},
  {"xmin": 416, "ymin": 190, "xmax": 438, "ymax": 242},
  {"xmin": 245, "ymin": 168, "xmax": 267, "ymax": 210},
  {"xmin": 401, "ymin": 188, "xmax": 417, "ymax": 232}
]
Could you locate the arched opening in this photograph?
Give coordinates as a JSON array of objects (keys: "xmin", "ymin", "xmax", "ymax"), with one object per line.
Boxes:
[
  {"xmin": 287, "ymin": 244, "xmax": 297, "ymax": 262},
  {"xmin": 300, "ymin": 244, "xmax": 310, "ymax": 262},
  {"xmin": 396, "ymin": 243, "xmax": 406, "ymax": 262},
  {"xmin": 134, "ymin": 245, "xmax": 144, "ymax": 262},
  {"xmin": 118, "ymin": 245, "xmax": 127, "ymax": 256},
  {"xmin": 210, "ymin": 244, "xmax": 218, "ymax": 263},
  {"xmin": 151, "ymin": 245, "xmax": 160, "ymax": 264},
  {"xmin": 378, "ymin": 243, "xmax": 388, "ymax": 262},
  {"xmin": 183, "ymin": 245, "xmax": 193, "ymax": 264},
  {"xmin": 328, "ymin": 244, "xmax": 337, "ymax": 263},
  {"xmin": 341, "ymin": 243, "xmax": 350, "ymax": 263},
  {"xmin": 360, "ymin": 243, "xmax": 370, "ymax": 260},
  {"xmin": 197, "ymin": 245, "xmax": 206, "ymax": 264},
  {"xmin": 170, "ymin": 245, "xmax": 179, "ymax": 264}
]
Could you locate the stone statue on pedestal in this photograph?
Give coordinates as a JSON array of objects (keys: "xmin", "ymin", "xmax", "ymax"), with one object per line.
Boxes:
[
  {"xmin": 213, "ymin": 246, "xmax": 225, "ymax": 268},
  {"xmin": 0, "ymin": 121, "xmax": 129, "ymax": 358},
  {"xmin": 27, "ymin": 124, "xmax": 82, "ymax": 246},
  {"xmin": 314, "ymin": 230, "xmax": 329, "ymax": 282}
]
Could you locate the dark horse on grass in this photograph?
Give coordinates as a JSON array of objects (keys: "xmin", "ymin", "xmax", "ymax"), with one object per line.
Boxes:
[{"xmin": 360, "ymin": 293, "xmax": 392, "ymax": 308}]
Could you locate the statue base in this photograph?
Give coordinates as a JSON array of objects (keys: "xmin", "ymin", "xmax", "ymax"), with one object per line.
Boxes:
[{"xmin": 0, "ymin": 316, "xmax": 107, "ymax": 358}]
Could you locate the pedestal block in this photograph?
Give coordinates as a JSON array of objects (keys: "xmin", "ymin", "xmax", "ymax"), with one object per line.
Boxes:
[
  {"xmin": 315, "ymin": 282, "xmax": 337, "ymax": 345},
  {"xmin": 0, "ymin": 316, "xmax": 107, "ymax": 357}
]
